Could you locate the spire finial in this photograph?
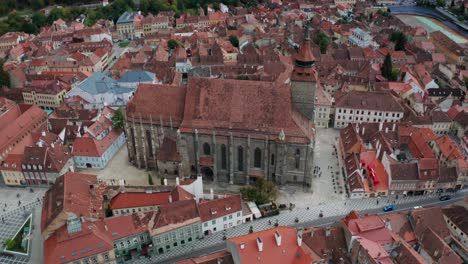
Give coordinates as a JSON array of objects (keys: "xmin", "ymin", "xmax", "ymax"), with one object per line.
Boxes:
[{"xmin": 304, "ymin": 22, "xmax": 310, "ymax": 41}]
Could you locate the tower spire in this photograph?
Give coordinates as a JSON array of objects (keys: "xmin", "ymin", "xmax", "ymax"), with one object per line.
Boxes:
[{"xmin": 294, "ymin": 22, "xmax": 315, "ymax": 68}]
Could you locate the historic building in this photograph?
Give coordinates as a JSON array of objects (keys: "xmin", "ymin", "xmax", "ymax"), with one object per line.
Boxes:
[
  {"xmin": 290, "ymin": 26, "xmax": 318, "ymax": 121},
  {"xmin": 125, "ymin": 34, "xmax": 316, "ymax": 186}
]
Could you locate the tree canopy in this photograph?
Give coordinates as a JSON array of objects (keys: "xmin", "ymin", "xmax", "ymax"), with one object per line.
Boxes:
[
  {"xmin": 168, "ymin": 39, "xmax": 178, "ymax": 50},
  {"xmin": 240, "ymin": 178, "xmax": 278, "ymax": 204},
  {"xmin": 0, "ymin": 59, "xmax": 10, "ymax": 87},
  {"xmin": 112, "ymin": 108, "xmax": 124, "ymax": 130},
  {"xmin": 390, "ymin": 30, "xmax": 407, "ymax": 51},
  {"xmin": 313, "ymin": 31, "xmax": 328, "ymax": 54},
  {"xmin": 228, "ymin": 35, "xmax": 239, "ymax": 47}
]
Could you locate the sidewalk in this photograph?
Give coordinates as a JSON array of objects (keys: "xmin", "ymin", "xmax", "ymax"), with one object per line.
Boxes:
[{"xmin": 133, "ymin": 190, "xmax": 467, "ymax": 264}]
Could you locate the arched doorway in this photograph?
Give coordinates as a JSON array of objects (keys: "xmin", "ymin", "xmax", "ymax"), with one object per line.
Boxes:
[{"xmin": 200, "ymin": 167, "xmax": 214, "ymax": 182}]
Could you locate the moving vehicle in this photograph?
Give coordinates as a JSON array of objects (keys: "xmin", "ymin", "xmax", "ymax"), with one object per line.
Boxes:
[
  {"xmin": 439, "ymin": 195, "xmax": 451, "ymax": 201},
  {"xmin": 383, "ymin": 205, "xmax": 395, "ymax": 212}
]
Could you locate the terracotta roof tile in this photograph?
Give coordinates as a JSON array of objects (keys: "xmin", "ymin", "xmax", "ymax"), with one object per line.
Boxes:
[{"xmin": 197, "ymin": 195, "xmax": 242, "ymax": 222}]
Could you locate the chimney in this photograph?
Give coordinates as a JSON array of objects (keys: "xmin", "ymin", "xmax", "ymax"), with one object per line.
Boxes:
[
  {"xmin": 257, "ymin": 237, "xmax": 263, "ymax": 252},
  {"xmin": 274, "ymin": 231, "xmax": 282, "ymax": 246},
  {"xmin": 379, "ymin": 122, "xmax": 383, "ymax": 131},
  {"xmin": 385, "ymin": 127, "xmax": 389, "ymax": 133},
  {"xmin": 104, "ymin": 225, "xmax": 108, "ymax": 231},
  {"xmin": 42, "ymin": 130, "xmax": 46, "ymax": 137},
  {"xmin": 355, "ymin": 123, "xmax": 359, "ymax": 133},
  {"xmin": 392, "ymin": 123, "xmax": 396, "ymax": 132},
  {"xmin": 210, "ymin": 188, "xmax": 214, "ymax": 200},
  {"xmin": 240, "ymin": 242, "xmax": 245, "ymax": 250},
  {"xmin": 325, "ymin": 227, "xmax": 331, "ymax": 237},
  {"xmin": 176, "ymin": 177, "xmax": 180, "ymax": 185},
  {"xmin": 297, "ymin": 233, "xmax": 302, "ymax": 246},
  {"xmin": 169, "ymin": 195, "xmax": 173, "ymax": 203},
  {"xmin": 362, "ymin": 126, "xmax": 366, "ymax": 135},
  {"xmin": 163, "ymin": 178, "xmax": 168, "ymax": 186}
]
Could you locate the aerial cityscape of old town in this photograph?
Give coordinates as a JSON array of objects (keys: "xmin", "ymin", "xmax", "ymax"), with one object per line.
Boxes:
[{"xmin": 0, "ymin": 0, "xmax": 466, "ymax": 263}]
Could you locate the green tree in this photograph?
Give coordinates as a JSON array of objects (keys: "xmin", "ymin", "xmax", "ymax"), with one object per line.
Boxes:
[
  {"xmin": 4, "ymin": 239, "xmax": 15, "ymax": 250},
  {"xmin": 240, "ymin": 178, "xmax": 278, "ymax": 204},
  {"xmin": 228, "ymin": 35, "xmax": 239, "ymax": 47},
  {"xmin": 0, "ymin": 59, "xmax": 10, "ymax": 87},
  {"xmin": 381, "ymin": 53, "xmax": 393, "ymax": 81},
  {"xmin": 313, "ymin": 31, "xmax": 329, "ymax": 54},
  {"xmin": 390, "ymin": 30, "xmax": 407, "ymax": 51},
  {"xmin": 148, "ymin": 174, "xmax": 154, "ymax": 185},
  {"xmin": 32, "ymin": 12, "xmax": 47, "ymax": 28},
  {"xmin": 112, "ymin": 107, "xmax": 124, "ymax": 129},
  {"xmin": 21, "ymin": 22, "xmax": 39, "ymax": 34},
  {"xmin": 168, "ymin": 39, "xmax": 178, "ymax": 49}
]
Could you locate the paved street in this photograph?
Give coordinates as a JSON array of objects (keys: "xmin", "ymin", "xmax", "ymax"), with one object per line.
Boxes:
[
  {"xmin": 277, "ymin": 128, "xmax": 344, "ymax": 208},
  {"xmin": 131, "ymin": 190, "xmax": 467, "ymax": 264},
  {"xmin": 77, "ymin": 145, "xmax": 152, "ymax": 186}
]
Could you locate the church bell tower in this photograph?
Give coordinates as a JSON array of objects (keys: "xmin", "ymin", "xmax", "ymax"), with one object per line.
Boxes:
[{"xmin": 291, "ymin": 24, "xmax": 317, "ymax": 120}]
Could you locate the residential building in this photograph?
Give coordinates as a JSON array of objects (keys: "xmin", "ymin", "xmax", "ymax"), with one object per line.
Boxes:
[
  {"xmin": 0, "ymin": 105, "xmax": 47, "ymax": 162},
  {"xmin": 334, "ymin": 0, "xmax": 357, "ymax": 5},
  {"xmin": 226, "ymin": 226, "xmax": 317, "ymax": 264},
  {"xmin": 0, "ymin": 154, "xmax": 25, "ymax": 186},
  {"xmin": 109, "ymin": 187, "xmax": 194, "ymax": 216},
  {"xmin": 116, "ymin": 12, "xmax": 138, "ymax": 40},
  {"xmin": 0, "ymin": 32, "xmax": 28, "ymax": 51},
  {"xmin": 442, "ymin": 206, "xmax": 468, "ymax": 248},
  {"xmin": 142, "ymin": 14, "xmax": 170, "ymax": 36},
  {"xmin": 139, "ymin": 200, "xmax": 203, "ymax": 255},
  {"xmin": 73, "ymin": 110, "xmax": 126, "ymax": 169},
  {"xmin": 348, "ymin": 28, "xmax": 374, "ymax": 48},
  {"xmin": 22, "ymin": 80, "xmax": 70, "ymax": 110},
  {"xmin": 334, "ymin": 91, "xmax": 405, "ymax": 128},
  {"xmin": 21, "ymin": 145, "xmax": 74, "ymax": 185},
  {"xmin": 314, "ymin": 85, "xmax": 332, "ymax": 128},
  {"xmin": 198, "ymin": 195, "xmax": 243, "ymax": 235}
]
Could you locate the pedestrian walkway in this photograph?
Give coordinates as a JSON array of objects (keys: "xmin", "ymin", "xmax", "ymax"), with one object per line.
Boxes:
[
  {"xmin": 132, "ymin": 190, "xmax": 466, "ymax": 264},
  {"xmin": 0, "ymin": 203, "xmax": 38, "ymax": 264}
]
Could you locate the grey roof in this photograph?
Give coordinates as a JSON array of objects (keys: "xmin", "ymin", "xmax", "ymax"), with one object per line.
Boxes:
[
  {"xmin": 118, "ymin": 71, "xmax": 156, "ymax": 83},
  {"xmin": 78, "ymin": 72, "xmax": 133, "ymax": 95},
  {"xmin": 117, "ymin": 11, "xmax": 137, "ymax": 24}
]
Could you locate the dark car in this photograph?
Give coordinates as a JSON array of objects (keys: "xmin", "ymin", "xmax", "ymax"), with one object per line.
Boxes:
[
  {"xmin": 439, "ymin": 195, "xmax": 451, "ymax": 201},
  {"xmin": 383, "ymin": 205, "xmax": 395, "ymax": 212}
]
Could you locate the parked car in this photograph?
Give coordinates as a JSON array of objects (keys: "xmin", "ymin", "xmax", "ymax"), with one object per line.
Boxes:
[
  {"xmin": 383, "ymin": 205, "xmax": 395, "ymax": 212},
  {"xmin": 439, "ymin": 195, "xmax": 451, "ymax": 201}
]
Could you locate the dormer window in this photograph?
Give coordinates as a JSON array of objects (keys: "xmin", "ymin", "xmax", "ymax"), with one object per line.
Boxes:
[
  {"xmin": 211, "ymin": 209, "xmax": 217, "ymax": 215},
  {"xmin": 22, "ymin": 164, "xmax": 25, "ymax": 169},
  {"xmin": 225, "ymin": 206, "xmax": 231, "ymax": 211},
  {"xmin": 38, "ymin": 165, "xmax": 42, "ymax": 170},
  {"xmin": 4, "ymin": 164, "xmax": 8, "ymax": 168}
]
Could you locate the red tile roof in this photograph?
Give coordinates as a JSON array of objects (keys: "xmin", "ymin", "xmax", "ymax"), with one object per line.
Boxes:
[
  {"xmin": 72, "ymin": 130, "xmax": 123, "ymax": 157},
  {"xmin": 41, "ymin": 172, "xmax": 105, "ymax": 232},
  {"xmin": 44, "ymin": 223, "xmax": 113, "ymax": 264},
  {"xmin": 0, "ymin": 105, "xmax": 47, "ymax": 153},
  {"xmin": 126, "ymin": 83, "xmax": 186, "ymax": 126},
  {"xmin": 197, "ymin": 195, "xmax": 242, "ymax": 222},
  {"xmin": 110, "ymin": 192, "xmax": 172, "ymax": 209},
  {"xmin": 228, "ymin": 227, "xmax": 315, "ymax": 264},
  {"xmin": 180, "ymin": 78, "xmax": 313, "ymax": 144},
  {"xmin": 435, "ymin": 135, "xmax": 463, "ymax": 161}
]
